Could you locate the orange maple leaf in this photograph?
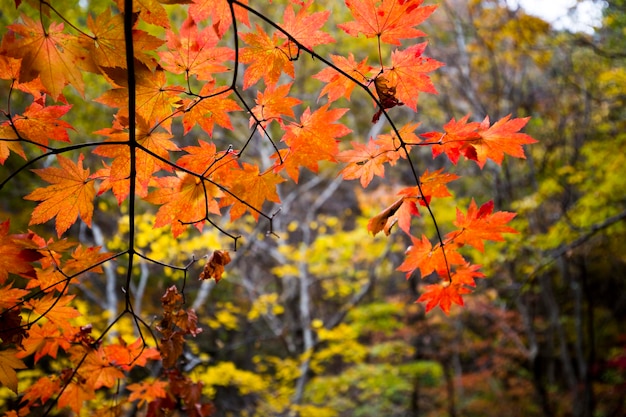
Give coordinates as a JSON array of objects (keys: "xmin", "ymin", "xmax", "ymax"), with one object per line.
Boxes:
[
  {"xmin": 6, "ymin": 15, "xmax": 90, "ymax": 99},
  {"xmin": 384, "ymin": 42, "xmax": 444, "ymax": 111},
  {"xmin": 127, "ymin": 380, "xmax": 168, "ymax": 407},
  {"xmin": 145, "ymin": 172, "xmax": 222, "ymax": 237},
  {"xmin": 397, "ymin": 168, "xmax": 459, "ymax": 205},
  {"xmin": 396, "ymin": 234, "xmax": 465, "ymax": 278},
  {"xmin": 473, "ymin": 115, "xmax": 538, "ymax": 168},
  {"xmin": 92, "ymin": 116, "xmax": 179, "ymax": 200},
  {"xmin": 182, "ymin": 83, "xmax": 241, "ymax": 136},
  {"xmin": 250, "ymin": 83, "xmax": 302, "ymax": 128},
  {"xmin": 448, "ymin": 199, "xmax": 517, "ymax": 252},
  {"xmin": 25, "ymin": 294, "xmax": 81, "ymax": 333},
  {"xmin": 8, "ymin": 100, "xmax": 73, "ymax": 148},
  {"xmin": 104, "ymin": 337, "xmax": 160, "ymax": 371},
  {"xmin": 159, "ymin": 16, "xmax": 234, "ymax": 81},
  {"xmin": 20, "ymin": 375, "xmax": 61, "ymax": 407},
  {"xmin": 274, "ymin": 104, "xmax": 352, "ymax": 182},
  {"xmin": 313, "ymin": 53, "xmax": 372, "ymax": 103},
  {"xmin": 279, "ymin": 0, "xmax": 335, "ymax": 50},
  {"xmin": 338, "ymin": 139, "xmax": 388, "ymax": 188},
  {"xmin": 57, "ymin": 376, "xmax": 96, "ymax": 415},
  {"xmin": 16, "ymin": 321, "xmax": 72, "ymax": 363},
  {"xmin": 115, "ymin": 0, "xmax": 169, "ymax": 28},
  {"xmin": 71, "ymin": 346, "xmax": 124, "ymax": 389},
  {"xmin": 25, "ymin": 154, "xmax": 95, "ymax": 237},
  {"xmin": 417, "ymin": 281, "xmax": 471, "ymax": 315},
  {"xmin": 96, "ymin": 64, "xmax": 184, "ymax": 131},
  {"xmin": 82, "ymin": 8, "xmax": 163, "ymax": 69},
  {"xmin": 240, "ymin": 24, "xmax": 295, "ymax": 89},
  {"xmin": 339, "ymin": 0, "xmax": 437, "ymax": 45},
  {"xmin": 0, "ymin": 349, "xmax": 27, "ymax": 393},
  {"xmin": 220, "ymin": 163, "xmax": 285, "ymax": 221}
]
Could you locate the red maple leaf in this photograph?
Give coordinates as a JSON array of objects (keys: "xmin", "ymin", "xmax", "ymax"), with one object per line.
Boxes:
[
  {"xmin": 339, "ymin": 0, "xmax": 437, "ymax": 45},
  {"xmin": 383, "ymin": 42, "xmax": 444, "ymax": 111},
  {"xmin": 396, "ymin": 234, "xmax": 465, "ymax": 278},
  {"xmin": 189, "ymin": 0, "xmax": 250, "ymax": 37},
  {"xmin": 417, "ymin": 281, "xmax": 471, "ymax": 315},
  {"xmin": 0, "ymin": 220, "xmax": 41, "ymax": 283},
  {"xmin": 127, "ymin": 380, "xmax": 168, "ymax": 407},
  {"xmin": 448, "ymin": 199, "xmax": 517, "ymax": 252},
  {"xmin": 421, "ymin": 115, "xmax": 482, "ymax": 164}
]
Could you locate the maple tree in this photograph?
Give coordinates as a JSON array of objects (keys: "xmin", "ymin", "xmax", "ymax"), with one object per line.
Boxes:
[{"xmin": 0, "ymin": 0, "xmax": 538, "ymax": 415}]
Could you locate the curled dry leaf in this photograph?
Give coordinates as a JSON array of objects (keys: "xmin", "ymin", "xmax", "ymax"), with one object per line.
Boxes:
[{"xmin": 199, "ymin": 250, "xmax": 231, "ymax": 282}]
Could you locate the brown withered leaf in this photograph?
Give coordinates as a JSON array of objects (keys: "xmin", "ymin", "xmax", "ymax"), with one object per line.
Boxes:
[
  {"xmin": 367, "ymin": 197, "xmax": 404, "ymax": 236},
  {"xmin": 199, "ymin": 250, "xmax": 231, "ymax": 283}
]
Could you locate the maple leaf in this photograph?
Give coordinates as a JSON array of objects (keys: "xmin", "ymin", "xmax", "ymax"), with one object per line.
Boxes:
[
  {"xmin": 83, "ymin": 8, "xmax": 163, "ymax": 69},
  {"xmin": 199, "ymin": 250, "xmax": 232, "ymax": 282},
  {"xmin": 397, "ymin": 168, "xmax": 459, "ymax": 205},
  {"xmin": 71, "ymin": 346, "xmax": 124, "ymax": 389},
  {"xmin": 64, "ymin": 244, "xmax": 113, "ymax": 275},
  {"xmin": 182, "ymin": 83, "xmax": 241, "ymax": 136},
  {"xmin": 176, "ymin": 140, "xmax": 238, "ymax": 177},
  {"xmin": 27, "ymin": 267, "xmax": 67, "ymax": 293},
  {"xmin": 16, "ymin": 321, "xmax": 72, "ymax": 363},
  {"xmin": 93, "ymin": 116, "xmax": 179, "ymax": 199},
  {"xmin": 448, "ymin": 199, "xmax": 517, "ymax": 252},
  {"xmin": 20, "ymin": 375, "xmax": 61, "ymax": 407},
  {"xmin": 0, "ymin": 349, "xmax": 27, "ymax": 393},
  {"xmin": 127, "ymin": 380, "xmax": 168, "ymax": 407},
  {"xmin": 250, "ymin": 83, "xmax": 302, "ymax": 128},
  {"xmin": 472, "ymin": 115, "xmax": 538, "ymax": 168},
  {"xmin": 145, "ymin": 172, "xmax": 222, "ymax": 237},
  {"xmin": 96, "ymin": 64, "xmax": 184, "ymax": 131},
  {"xmin": 0, "ymin": 125, "xmax": 25, "ymax": 165},
  {"xmin": 374, "ymin": 122, "xmax": 422, "ymax": 165},
  {"xmin": 9, "ymin": 100, "xmax": 73, "ymax": 147},
  {"xmin": 338, "ymin": 139, "xmax": 388, "ymax": 187},
  {"xmin": 25, "ymin": 154, "xmax": 95, "ymax": 237},
  {"xmin": 104, "ymin": 337, "xmax": 160, "ymax": 371},
  {"xmin": 421, "ymin": 115, "xmax": 482, "ymax": 164},
  {"xmin": 417, "ymin": 281, "xmax": 471, "ymax": 315},
  {"xmin": 396, "ymin": 234, "xmax": 465, "ymax": 278},
  {"xmin": 220, "ymin": 163, "xmax": 285, "ymax": 221},
  {"xmin": 240, "ymin": 24, "xmax": 295, "ymax": 89},
  {"xmin": 273, "ymin": 105, "xmax": 351, "ymax": 182},
  {"xmin": 279, "ymin": 0, "xmax": 335, "ymax": 49},
  {"xmin": 0, "ymin": 220, "xmax": 41, "ymax": 283},
  {"xmin": 189, "ymin": 0, "xmax": 250, "ymax": 37},
  {"xmin": 384, "ymin": 42, "xmax": 444, "ymax": 111},
  {"xmin": 339, "ymin": 0, "xmax": 437, "ymax": 45},
  {"xmin": 6, "ymin": 15, "xmax": 90, "ymax": 99},
  {"xmin": 26, "ymin": 294, "xmax": 81, "ymax": 333},
  {"xmin": 159, "ymin": 17, "xmax": 234, "ymax": 80},
  {"xmin": 0, "ymin": 54, "xmax": 46, "ymax": 97},
  {"xmin": 313, "ymin": 53, "xmax": 372, "ymax": 103},
  {"xmin": 57, "ymin": 377, "xmax": 96, "ymax": 415}
]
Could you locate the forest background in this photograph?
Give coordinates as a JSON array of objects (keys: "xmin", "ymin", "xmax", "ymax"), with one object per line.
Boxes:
[{"xmin": 0, "ymin": 0, "xmax": 625, "ymax": 416}]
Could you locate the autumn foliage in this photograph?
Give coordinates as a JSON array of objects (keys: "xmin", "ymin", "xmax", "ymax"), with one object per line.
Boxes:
[{"xmin": 0, "ymin": 0, "xmax": 536, "ymax": 415}]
